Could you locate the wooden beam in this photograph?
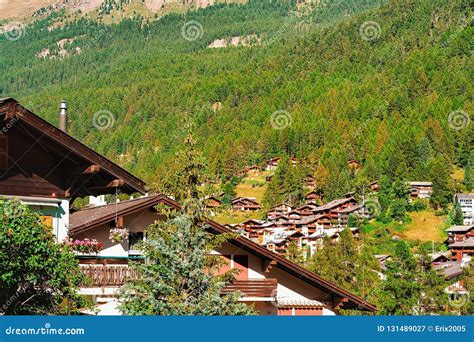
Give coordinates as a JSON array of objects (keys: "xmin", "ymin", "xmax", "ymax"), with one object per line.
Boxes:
[
  {"xmin": 263, "ymin": 259, "xmax": 277, "ymax": 273},
  {"xmin": 332, "ymin": 296, "xmax": 349, "ymax": 310},
  {"xmin": 82, "ymin": 165, "xmax": 101, "ymax": 174},
  {"xmin": 107, "ymin": 179, "xmax": 125, "ymax": 188}
]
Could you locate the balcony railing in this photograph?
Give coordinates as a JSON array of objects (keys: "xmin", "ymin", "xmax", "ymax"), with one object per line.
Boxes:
[
  {"xmin": 222, "ymin": 279, "xmax": 277, "ymax": 298},
  {"xmin": 80, "ymin": 265, "xmax": 139, "ymax": 287},
  {"xmin": 81, "ymin": 265, "xmax": 278, "ymax": 298}
]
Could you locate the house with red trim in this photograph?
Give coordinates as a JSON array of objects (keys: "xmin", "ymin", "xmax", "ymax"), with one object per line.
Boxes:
[{"xmin": 70, "ymin": 195, "xmax": 375, "ymax": 315}]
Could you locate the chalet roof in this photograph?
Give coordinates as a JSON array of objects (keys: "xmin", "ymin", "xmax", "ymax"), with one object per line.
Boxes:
[
  {"xmin": 446, "ymin": 225, "xmax": 474, "ymax": 233},
  {"xmin": 69, "ymin": 195, "xmax": 157, "ymax": 233},
  {"xmin": 69, "ymin": 195, "xmax": 376, "ymax": 312},
  {"xmin": 313, "ymin": 197, "xmax": 355, "ymax": 212},
  {"xmin": 433, "ymin": 261, "xmax": 464, "ymax": 280},
  {"xmin": 231, "ymin": 197, "xmax": 259, "ymax": 205},
  {"xmin": 407, "ymin": 181, "xmax": 432, "ymax": 186},
  {"xmin": 335, "ymin": 204, "xmax": 364, "ymax": 214},
  {"xmin": 456, "ymin": 193, "xmax": 474, "ymax": 200},
  {"xmin": 296, "ymin": 204, "xmax": 319, "ymax": 211},
  {"xmin": 0, "ymin": 98, "xmax": 145, "ymax": 197},
  {"xmin": 428, "ymin": 251, "xmax": 450, "ymax": 262},
  {"xmin": 449, "ymin": 238, "xmax": 474, "ymax": 248},
  {"xmin": 238, "ymin": 219, "xmax": 265, "ymax": 226},
  {"xmin": 204, "ymin": 195, "xmax": 221, "ymax": 202},
  {"xmin": 305, "ymin": 190, "xmax": 322, "ymax": 197},
  {"xmin": 269, "ymin": 203, "xmax": 292, "ymax": 210},
  {"xmin": 295, "ymin": 214, "xmax": 329, "ymax": 225}
]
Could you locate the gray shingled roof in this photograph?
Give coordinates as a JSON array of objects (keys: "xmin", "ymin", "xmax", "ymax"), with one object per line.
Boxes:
[{"xmin": 446, "ymin": 225, "xmax": 474, "ymax": 232}]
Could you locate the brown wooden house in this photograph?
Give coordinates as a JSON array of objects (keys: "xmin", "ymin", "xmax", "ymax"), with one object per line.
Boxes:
[{"xmin": 231, "ymin": 197, "xmax": 261, "ymax": 211}]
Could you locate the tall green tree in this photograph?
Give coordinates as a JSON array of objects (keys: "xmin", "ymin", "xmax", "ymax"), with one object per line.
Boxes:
[
  {"xmin": 119, "ymin": 120, "xmax": 255, "ymax": 315},
  {"xmin": 0, "ymin": 200, "xmax": 85, "ymax": 315},
  {"xmin": 464, "ymin": 162, "xmax": 473, "ymax": 192},
  {"xmin": 430, "ymin": 157, "xmax": 453, "ymax": 209},
  {"xmin": 378, "ymin": 241, "xmax": 447, "ymax": 315},
  {"xmin": 449, "ymin": 203, "xmax": 464, "ymax": 226},
  {"xmin": 263, "ymin": 155, "xmax": 304, "ymax": 208}
]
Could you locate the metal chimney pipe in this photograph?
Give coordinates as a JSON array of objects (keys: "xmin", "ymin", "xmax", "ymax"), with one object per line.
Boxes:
[{"xmin": 59, "ymin": 100, "xmax": 67, "ymax": 132}]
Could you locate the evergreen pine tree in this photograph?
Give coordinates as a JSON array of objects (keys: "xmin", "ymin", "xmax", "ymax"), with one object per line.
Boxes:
[
  {"xmin": 119, "ymin": 121, "xmax": 255, "ymax": 315},
  {"xmin": 430, "ymin": 157, "xmax": 453, "ymax": 209},
  {"xmin": 464, "ymin": 162, "xmax": 473, "ymax": 192}
]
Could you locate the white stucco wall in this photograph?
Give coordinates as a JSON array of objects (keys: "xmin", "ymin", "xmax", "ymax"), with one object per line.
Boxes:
[{"xmin": 1, "ymin": 195, "xmax": 69, "ymax": 242}]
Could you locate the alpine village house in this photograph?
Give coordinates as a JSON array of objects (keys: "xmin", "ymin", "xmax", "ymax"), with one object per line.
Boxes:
[{"xmin": 0, "ymin": 98, "xmax": 376, "ymax": 315}]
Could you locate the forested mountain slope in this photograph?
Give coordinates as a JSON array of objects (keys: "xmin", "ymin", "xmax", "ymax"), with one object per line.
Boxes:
[{"xmin": 0, "ymin": 0, "xmax": 472, "ymax": 194}]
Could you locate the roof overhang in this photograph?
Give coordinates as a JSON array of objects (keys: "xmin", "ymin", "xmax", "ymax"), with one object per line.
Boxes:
[
  {"xmin": 0, "ymin": 98, "xmax": 145, "ymax": 198},
  {"xmin": 69, "ymin": 194, "xmax": 377, "ymax": 312}
]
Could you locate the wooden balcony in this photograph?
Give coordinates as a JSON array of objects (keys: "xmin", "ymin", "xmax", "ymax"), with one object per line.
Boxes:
[
  {"xmin": 81, "ymin": 265, "xmax": 278, "ymax": 299},
  {"xmin": 80, "ymin": 265, "xmax": 139, "ymax": 287},
  {"xmin": 222, "ymin": 279, "xmax": 277, "ymax": 298}
]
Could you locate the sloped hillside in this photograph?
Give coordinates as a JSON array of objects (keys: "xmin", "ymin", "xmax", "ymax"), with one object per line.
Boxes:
[{"xmin": 0, "ymin": 0, "xmax": 472, "ymax": 193}]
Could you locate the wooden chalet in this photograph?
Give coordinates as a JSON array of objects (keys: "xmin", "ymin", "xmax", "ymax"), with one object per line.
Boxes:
[
  {"xmin": 267, "ymin": 203, "xmax": 293, "ymax": 220},
  {"xmin": 231, "ymin": 197, "xmax": 261, "ymax": 211},
  {"xmin": 369, "ymin": 181, "xmax": 379, "ymax": 192},
  {"xmin": 263, "ymin": 230, "xmax": 304, "ymax": 255},
  {"xmin": 305, "ymin": 175, "xmax": 315, "ymax": 187},
  {"xmin": 204, "ymin": 196, "xmax": 221, "ymax": 208},
  {"xmin": 313, "ymin": 197, "xmax": 358, "ymax": 221},
  {"xmin": 265, "ymin": 157, "xmax": 280, "ymax": 170},
  {"xmin": 407, "ymin": 181, "xmax": 432, "ymax": 199},
  {"xmin": 236, "ymin": 219, "xmax": 266, "ymax": 240},
  {"xmin": 264, "ymin": 157, "xmax": 297, "ymax": 171},
  {"xmin": 69, "ymin": 195, "xmax": 376, "ymax": 315},
  {"xmin": 333, "ymin": 204, "xmax": 366, "ymax": 227},
  {"xmin": 0, "ymin": 98, "xmax": 145, "ymax": 241},
  {"xmin": 244, "ymin": 165, "xmax": 261, "ymax": 173},
  {"xmin": 446, "ymin": 225, "xmax": 474, "ymax": 244},
  {"xmin": 448, "ymin": 238, "xmax": 474, "ymax": 261},
  {"xmin": 348, "ymin": 159, "xmax": 360, "ymax": 171},
  {"xmin": 305, "ymin": 190, "xmax": 322, "ymax": 203},
  {"xmin": 294, "ymin": 204, "xmax": 319, "ymax": 217}
]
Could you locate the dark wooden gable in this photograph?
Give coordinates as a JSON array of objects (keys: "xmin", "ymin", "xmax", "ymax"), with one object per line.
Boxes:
[{"xmin": 0, "ymin": 98, "xmax": 145, "ymax": 199}]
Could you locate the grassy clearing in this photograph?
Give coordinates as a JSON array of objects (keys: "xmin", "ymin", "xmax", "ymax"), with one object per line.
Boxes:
[
  {"xmin": 213, "ymin": 209, "xmax": 265, "ymax": 224},
  {"xmin": 234, "ymin": 170, "xmax": 272, "ymax": 203},
  {"xmin": 399, "ymin": 210, "xmax": 447, "ymax": 243}
]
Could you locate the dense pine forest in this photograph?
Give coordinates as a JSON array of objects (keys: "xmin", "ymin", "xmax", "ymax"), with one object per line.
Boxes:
[{"xmin": 0, "ymin": 0, "xmax": 472, "ymax": 195}]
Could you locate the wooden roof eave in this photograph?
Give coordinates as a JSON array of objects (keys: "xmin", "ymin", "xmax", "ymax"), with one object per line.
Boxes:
[
  {"xmin": 0, "ymin": 98, "xmax": 146, "ymax": 195},
  {"xmin": 68, "ymin": 194, "xmax": 376, "ymax": 312}
]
